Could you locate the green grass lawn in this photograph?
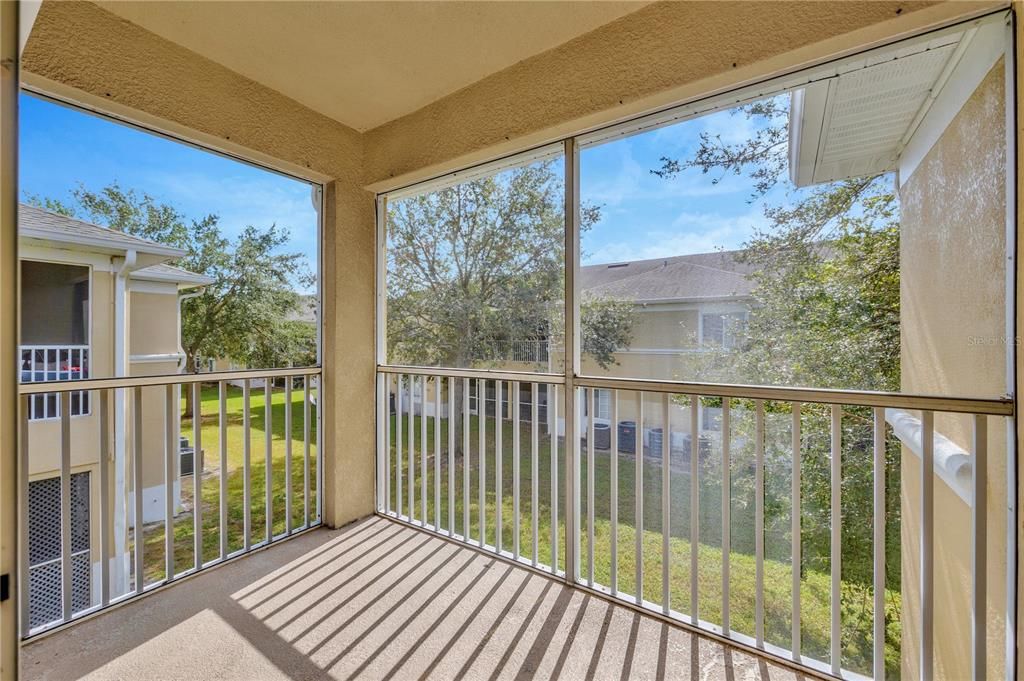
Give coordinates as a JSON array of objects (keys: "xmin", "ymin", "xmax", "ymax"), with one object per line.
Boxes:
[
  {"xmin": 138, "ymin": 383, "xmax": 317, "ymax": 582},
  {"xmin": 386, "ymin": 412, "xmax": 900, "ymax": 678}
]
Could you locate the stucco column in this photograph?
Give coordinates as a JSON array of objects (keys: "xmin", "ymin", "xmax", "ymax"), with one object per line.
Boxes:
[{"xmin": 321, "ymin": 180, "xmax": 377, "ymax": 528}]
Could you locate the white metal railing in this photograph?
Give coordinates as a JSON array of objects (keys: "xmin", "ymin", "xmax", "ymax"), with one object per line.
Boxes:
[
  {"xmin": 376, "ymin": 366, "xmax": 1012, "ymax": 680},
  {"xmin": 20, "ymin": 345, "xmax": 90, "ymax": 420},
  {"xmin": 17, "ymin": 366, "xmax": 322, "ymax": 637},
  {"xmin": 378, "ymin": 366, "xmax": 564, "ymax": 575},
  {"xmin": 479, "ymin": 339, "xmax": 550, "ymax": 364}
]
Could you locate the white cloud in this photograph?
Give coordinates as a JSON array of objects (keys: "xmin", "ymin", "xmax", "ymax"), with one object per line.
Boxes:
[
  {"xmin": 583, "ymin": 206, "xmax": 765, "ymax": 265},
  {"xmin": 141, "ymin": 169, "xmax": 319, "ymax": 258}
]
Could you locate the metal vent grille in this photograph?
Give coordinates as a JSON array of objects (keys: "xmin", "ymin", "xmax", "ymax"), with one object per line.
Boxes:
[{"xmin": 28, "ymin": 472, "xmax": 91, "ymax": 629}]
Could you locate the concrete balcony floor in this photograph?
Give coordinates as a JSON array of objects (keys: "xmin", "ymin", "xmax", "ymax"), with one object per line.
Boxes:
[{"xmin": 22, "ymin": 516, "xmax": 805, "ymax": 680}]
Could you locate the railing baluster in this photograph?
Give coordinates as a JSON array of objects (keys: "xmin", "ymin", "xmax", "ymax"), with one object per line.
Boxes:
[
  {"xmin": 610, "ymin": 389, "xmax": 618, "ymax": 595},
  {"xmin": 550, "ymin": 384, "xmax": 559, "ymax": 575},
  {"xmin": 689, "ymin": 394, "xmax": 699, "ymax": 625},
  {"xmin": 376, "ymin": 374, "xmax": 385, "ymax": 515},
  {"xmin": 165, "ymin": 385, "xmax": 175, "ymax": 582},
  {"xmin": 219, "ymin": 381, "xmax": 229, "ymax": 557},
  {"xmin": 61, "ymin": 391, "xmax": 73, "ymax": 619},
  {"xmin": 18, "ymin": 395, "xmax": 29, "ymax": 633},
  {"xmin": 792, "ymin": 402, "xmax": 802, "ymax": 661},
  {"xmin": 661, "ymin": 392, "xmax": 670, "ymax": 615},
  {"xmin": 194, "ymin": 383, "xmax": 204, "ymax": 567},
  {"xmin": 397, "ymin": 375, "xmax": 403, "ymax": 517},
  {"xmin": 721, "ymin": 398, "xmax": 731, "ymax": 634},
  {"xmin": 264, "ymin": 381, "xmax": 272, "ymax": 544},
  {"xmin": 872, "ymin": 407, "xmax": 885, "ymax": 681},
  {"xmin": 463, "ymin": 377, "xmax": 470, "ymax": 540},
  {"xmin": 531, "ymin": 382, "xmax": 539, "ymax": 566},
  {"xmin": 479, "ymin": 378, "xmax": 487, "ymax": 547},
  {"xmin": 435, "ymin": 377, "xmax": 442, "ymax": 532},
  {"xmin": 284, "ymin": 378, "xmax": 293, "ymax": 535},
  {"xmin": 636, "ymin": 392, "xmax": 644, "ymax": 606},
  {"xmin": 383, "ymin": 376, "xmax": 391, "ymax": 516},
  {"xmin": 29, "ymin": 351, "xmax": 36, "ymax": 420},
  {"xmin": 971, "ymin": 414, "xmax": 987, "ymax": 681},
  {"xmin": 99, "ymin": 390, "xmax": 110, "ymax": 607},
  {"xmin": 755, "ymin": 399, "xmax": 765, "ymax": 647},
  {"xmin": 403, "ymin": 374, "xmax": 411, "ymax": 518},
  {"xmin": 133, "ymin": 388, "xmax": 144, "ymax": 594},
  {"xmin": 513, "ymin": 381, "xmax": 521, "ymax": 560},
  {"xmin": 420, "ymin": 375, "xmax": 427, "ymax": 525},
  {"xmin": 243, "ymin": 380, "xmax": 251, "ymax": 551},
  {"xmin": 448, "ymin": 377, "xmax": 455, "ymax": 536},
  {"xmin": 495, "ymin": 381, "xmax": 503, "ymax": 552},
  {"xmin": 305, "ymin": 376, "xmax": 312, "ymax": 529},
  {"xmin": 830, "ymin": 404, "xmax": 842, "ymax": 676},
  {"xmin": 921, "ymin": 409, "xmax": 934, "ymax": 681},
  {"xmin": 316, "ymin": 374, "xmax": 323, "ymax": 523},
  {"xmin": 587, "ymin": 388, "xmax": 595, "ymax": 586}
]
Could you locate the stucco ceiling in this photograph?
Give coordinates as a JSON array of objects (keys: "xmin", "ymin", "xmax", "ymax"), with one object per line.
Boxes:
[{"xmin": 94, "ymin": 1, "xmax": 649, "ymax": 133}]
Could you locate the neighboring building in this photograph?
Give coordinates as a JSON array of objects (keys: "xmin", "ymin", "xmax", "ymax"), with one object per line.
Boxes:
[
  {"xmin": 412, "ymin": 248, "xmax": 756, "ymax": 454},
  {"xmin": 19, "ymin": 203, "xmax": 213, "ymax": 629}
]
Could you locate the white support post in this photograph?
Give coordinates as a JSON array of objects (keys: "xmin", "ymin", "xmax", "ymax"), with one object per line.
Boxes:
[
  {"xmin": 564, "ymin": 138, "xmax": 580, "ymax": 584},
  {"xmin": 792, "ymin": 402, "xmax": 802, "ymax": 661},
  {"xmin": 921, "ymin": 409, "xmax": 934, "ymax": 681},
  {"xmin": 830, "ymin": 404, "xmax": 842, "ymax": 676}
]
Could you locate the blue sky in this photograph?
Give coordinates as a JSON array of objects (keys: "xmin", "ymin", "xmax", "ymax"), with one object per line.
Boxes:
[
  {"xmin": 581, "ymin": 98, "xmax": 789, "ymax": 265},
  {"xmin": 21, "ymin": 90, "xmax": 789, "ymax": 275},
  {"xmin": 19, "ymin": 93, "xmax": 319, "ymax": 285}
]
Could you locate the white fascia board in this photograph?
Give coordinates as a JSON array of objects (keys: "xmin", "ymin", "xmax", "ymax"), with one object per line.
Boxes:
[
  {"xmin": 898, "ymin": 18, "xmax": 1005, "ymax": 187},
  {"xmin": 18, "ymin": 243, "xmax": 117, "ymax": 271},
  {"xmin": 788, "ymin": 81, "xmax": 830, "ymax": 188},
  {"xmin": 128, "ymin": 279, "xmax": 178, "ymax": 295},
  {"xmin": 18, "ymin": 227, "xmax": 185, "ymax": 261},
  {"xmin": 632, "ymin": 294, "xmax": 754, "ymax": 307},
  {"xmin": 129, "ymin": 353, "xmax": 185, "ymax": 364}
]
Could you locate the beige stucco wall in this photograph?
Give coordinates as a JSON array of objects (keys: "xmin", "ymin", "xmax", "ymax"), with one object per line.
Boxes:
[
  {"xmin": 21, "ymin": 0, "xmax": 375, "ymax": 529},
  {"xmin": 631, "ymin": 309, "xmax": 699, "ymax": 350},
  {"xmin": 899, "ymin": 58, "xmax": 1008, "ymax": 680},
  {"xmin": 129, "ymin": 291, "xmax": 178, "ymax": 358},
  {"xmin": 362, "ymin": 1, "xmax": 1002, "ymax": 191}
]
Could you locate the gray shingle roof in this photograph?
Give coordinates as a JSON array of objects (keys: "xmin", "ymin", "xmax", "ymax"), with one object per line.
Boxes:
[
  {"xmin": 132, "ymin": 262, "xmax": 216, "ymax": 288},
  {"xmin": 19, "ymin": 203, "xmax": 213, "ymax": 288},
  {"xmin": 19, "ymin": 203, "xmax": 186, "ymax": 257},
  {"xmin": 581, "ymin": 250, "xmax": 756, "ymax": 302}
]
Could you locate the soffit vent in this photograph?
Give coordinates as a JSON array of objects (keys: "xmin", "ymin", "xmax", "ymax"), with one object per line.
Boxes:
[{"xmin": 790, "ymin": 34, "xmax": 966, "ymax": 187}]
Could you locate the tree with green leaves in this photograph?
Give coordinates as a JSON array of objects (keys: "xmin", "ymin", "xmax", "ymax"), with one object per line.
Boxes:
[
  {"xmin": 386, "ymin": 160, "xmax": 633, "ymax": 370},
  {"xmin": 653, "ymin": 95, "xmax": 902, "ymax": 674},
  {"xmin": 28, "ymin": 183, "xmax": 313, "ymax": 406},
  {"xmin": 386, "ymin": 160, "xmax": 633, "ymax": 450}
]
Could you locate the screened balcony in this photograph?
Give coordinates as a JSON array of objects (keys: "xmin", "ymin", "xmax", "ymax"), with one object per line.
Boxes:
[{"xmin": 3, "ymin": 2, "xmax": 1021, "ymax": 681}]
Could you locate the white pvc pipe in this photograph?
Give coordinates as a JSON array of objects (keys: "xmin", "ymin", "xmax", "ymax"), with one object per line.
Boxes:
[{"xmin": 886, "ymin": 408, "xmax": 971, "ymax": 505}]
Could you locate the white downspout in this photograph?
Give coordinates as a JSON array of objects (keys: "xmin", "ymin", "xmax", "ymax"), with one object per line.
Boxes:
[
  {"xmin": 112, "ymin": 249, "xmax": 136, "ymax": 597},
  {"xmin": 176, "ymin": 289, "xmax": 203, "ymax": 373},
  {"xmin": 172, "ymin": 288, "xmax": 203, "ymax": 514}
]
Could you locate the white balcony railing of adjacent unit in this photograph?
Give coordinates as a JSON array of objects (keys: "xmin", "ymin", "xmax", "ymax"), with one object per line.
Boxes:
[
  {"xmin": 20, "ymin": 345, "xmax": 90, "ymax": 420},
  {"xmin": 480, "ymin": 339, "xmax": 550, "ymax": 364},
  {"xmin": 376, "ymin": 365, "xmax": 1012, "ymax": 681},
  {"xmin": 17, "ymin": 367, "xmax": 322, "ymax": 636}
]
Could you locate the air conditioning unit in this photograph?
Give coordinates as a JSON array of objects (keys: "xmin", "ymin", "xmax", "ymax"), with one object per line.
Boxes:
[{"xmin": 180, "ymin": 445, "xmax": 194, "ymax": 476}]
